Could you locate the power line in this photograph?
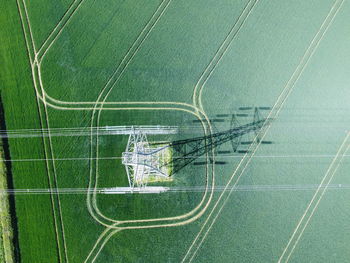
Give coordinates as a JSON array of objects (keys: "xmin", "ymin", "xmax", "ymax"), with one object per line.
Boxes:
[
  {"xmin": 3, "ymin": 154, "xmax": 350, "ymax": 163},
  {"xmin": 0, "ymin": 125, "xmax": 178, "ymax": 138},
  {"xmin": 1, "ymin": 184, "xmax": 349, "ymax": 195}
]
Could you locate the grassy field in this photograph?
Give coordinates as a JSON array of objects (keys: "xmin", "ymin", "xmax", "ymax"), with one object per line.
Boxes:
[
  {"xmin": 1, "ymin": 0, "xmax": 350, "ymax": 262},
  {"xmin": 0, "ymin": 145, "xmax": 15, "ymax": 263}
]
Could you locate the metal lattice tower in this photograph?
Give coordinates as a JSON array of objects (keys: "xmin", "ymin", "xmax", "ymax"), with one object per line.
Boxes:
[{"xmin": 122, "ymin": 127, "xmax": 173, "ymax": 189}]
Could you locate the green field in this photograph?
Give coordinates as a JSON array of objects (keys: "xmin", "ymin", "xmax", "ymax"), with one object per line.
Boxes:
[{"xmin": 1, "ymin": 0, "xmax": 350, "ymax": 262}]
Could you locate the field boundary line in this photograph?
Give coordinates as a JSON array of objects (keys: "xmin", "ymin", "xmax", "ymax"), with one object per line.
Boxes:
[
  {"xmin": 278, "ymin": 132, "xmax": 350, "ymax": 263},
  {"xmin": 15, "ymin": 0, "xmax": 34, "ymax": 62},
  {"xmin": 182, "ymin": 0, "xmax": 344, "ymax": 261},
  {"xmin": 21, "ymin": 0, "xmax": 37, "ymax": 55},
  {"xmin": 84, "ymin": 105, "xmax": 215, "ymax": 228}
]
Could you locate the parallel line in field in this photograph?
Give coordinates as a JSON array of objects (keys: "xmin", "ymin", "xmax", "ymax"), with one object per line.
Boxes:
[{"xmin": 17, "ymin": 2, "xmax": 72, "ymax": 261}]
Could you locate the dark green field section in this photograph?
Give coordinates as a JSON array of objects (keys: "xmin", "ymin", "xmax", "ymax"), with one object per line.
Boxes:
[
  {"xmin": 0, "ymin": 1, "xmax": 60, "ymax": 262},
  {"xmin": 1, "ymin": 0, "xmax": 350, "ymax": 262}
]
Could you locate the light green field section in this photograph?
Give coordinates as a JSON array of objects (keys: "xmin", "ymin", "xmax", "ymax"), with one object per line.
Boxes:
[
  {"xmin": 40, "ymin": 0, "xmax": 249, "ymax": 103},
  {"xmin": 201, "ymin": 0, "xmax": 336, "ymax": 110},
  {"xmin": 191, "ymin": 1, "xmax": 350, "ymax": 262}
]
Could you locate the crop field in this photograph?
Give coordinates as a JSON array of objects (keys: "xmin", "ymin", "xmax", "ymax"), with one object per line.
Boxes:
[{"xmin": 1, "ymin": 0, "xmax": 350, "ymax": 262}]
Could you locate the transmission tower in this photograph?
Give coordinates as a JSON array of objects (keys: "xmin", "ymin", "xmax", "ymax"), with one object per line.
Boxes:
[
  {"xmin": 122, "ymin": 126, "xmax": 175, "ymax": 189},
  {"xmin": 122, "ymin": 108, "xmax": 271, "ymax": 189}
]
